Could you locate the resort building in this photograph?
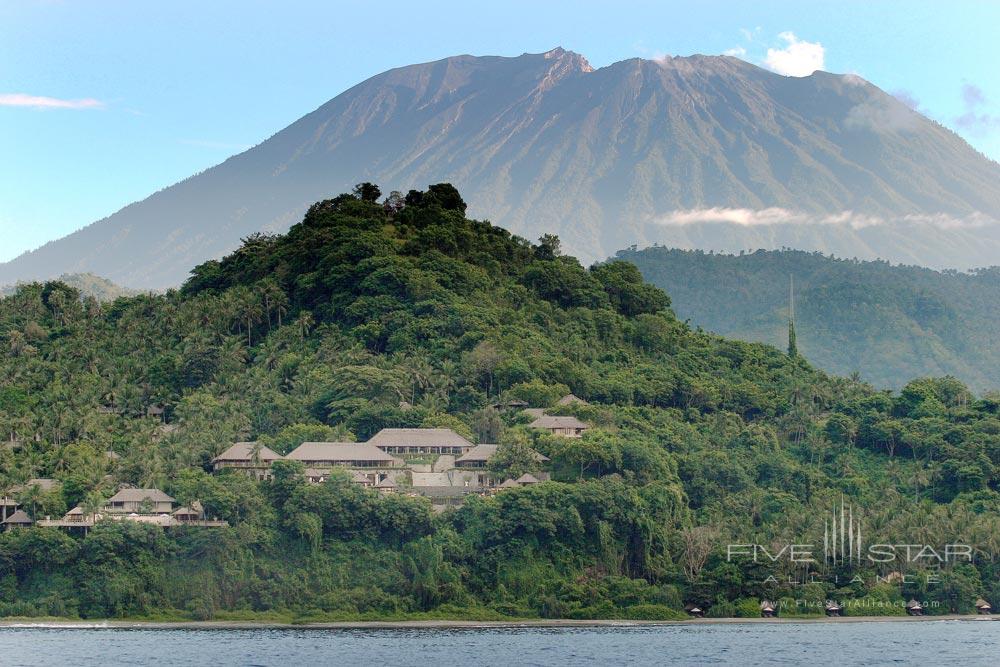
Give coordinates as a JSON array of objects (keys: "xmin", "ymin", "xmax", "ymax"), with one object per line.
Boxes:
[
  {"xmin": 976, "ymin": 598, "xmax": 992, "ymax": 615},
  {"xmin": 212, "ymin": 442, "xmax": 283, "ymax": 479},
  {"xmin": 286, "ymin": 441, "xmax": 402, "ymax": 469},
  {"xmin": 490, "ymin": 398, "xmax": 529, "ymax": 411},
  {"xmin": 2, "ymin": 509, "xmax": 33, "ymax": 531},
  {"xmin": 375, "ymin": 477, "xmax": 397, "ymax": 494},
  {"xmin": 104, "ymin": 488, "xmax": 176, "ymax": 514},
  {"xmin": 556, "ymin": 393, "xmax": 588, "ymax": 406},
  {"xmin": 0, "ymin": 494, "xmax": 18, "ymax": 522},
  {"xmin": 454, "ymin": 444, "xmax": 500, "ymax": 469},
  {"xmin": 528, "ymin": 415, "xmax": 590, "ymax": 438},
  {"xmin": 36, "ymin": 506, "xmax": 95, "ymax": 530},
  {"xmin": 172, "ymin": 502, "xmax": 205, "ymax": 523},
  {"xmin": 368, "ymin": 428, "xmax": 474, "ymax": 455},
  {"xmin": 37, "ymin": 499, "xmax": 227, "ymax": 530}
]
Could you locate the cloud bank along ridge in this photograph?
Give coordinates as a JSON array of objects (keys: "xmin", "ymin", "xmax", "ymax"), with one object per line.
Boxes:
[{"xmin": 652, "ymin": 208, "xmax": 1000, "ymax": 230}]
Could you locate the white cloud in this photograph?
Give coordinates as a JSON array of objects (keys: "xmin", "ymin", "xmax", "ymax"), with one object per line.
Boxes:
[
  {"xmin": 723, "ymin": 47, "xmax": 747, "ymax": 58},
  {"xmin": 845, "ymin": 97, "xmax": 921, "ymax": 132},
  {"xmin": 955, "ymin": 83, "xmax": 1000, "ymax": 135},
  {"xmin": 653, "ymin": 208, "xmax": 995, "ymax": 230},
  {"xmin": 764, "ymin": 32, "xmax": 825, "ymax": 77},
  {"xmin": 0, "ymin": 93, "xmax": 104, "ymax": 110}
]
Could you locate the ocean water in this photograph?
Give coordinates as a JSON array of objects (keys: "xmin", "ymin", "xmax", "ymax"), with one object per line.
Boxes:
[{"xmin": 1, "ymin": 620, "xmax": 998, "ymax": 666}]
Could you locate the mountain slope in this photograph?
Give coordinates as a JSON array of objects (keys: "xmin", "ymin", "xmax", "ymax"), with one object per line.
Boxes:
[
  {"xmin": 618, "ymin": 246, "xmax": 1000, "ymax": 390},
  {"xmin": 0, "ymin": 273, "xmax": 135, "ymax": 301},
  {"xmin": 4, "ymin": 47, "xmax": 1000, "ymax": 288}
]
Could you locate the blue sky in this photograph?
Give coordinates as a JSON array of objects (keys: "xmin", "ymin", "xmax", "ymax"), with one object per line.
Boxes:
[{"xmin": 2, "ymin": 0, "xmax": 999, "ymax": 263}]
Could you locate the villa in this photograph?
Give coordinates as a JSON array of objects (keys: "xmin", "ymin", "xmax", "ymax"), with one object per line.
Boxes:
[
  {"xmin": 104, "ymin": 488, "xmax": 176, "ymax": 514},
  {"xmin": 212, "ymin": 442, "xmax": 283, "ymax": 479},
  {"xmin": 2, "ymin": 509, "xmax": 33, "ymax": 531},
  {"xmin": 528, "ymin": 415, "xmax": 590, "ymax": 438},
  {"xmin": 286, "ymin": 441, "xmax": 402, "ymax": 468},
  {"xmin": 368, "ymin": 428, "xmax": 475, "ymax": 455},
  {"xmin": 0, "ymin": 494, "xmax": 18, "ymax": 522},
  {"xmin": 556, "ymin": 393, "xmax": 588, "ymax": 406},
  {"xmin": 454, "ymin": 444, "xmax": 500, "ymax": 469}
]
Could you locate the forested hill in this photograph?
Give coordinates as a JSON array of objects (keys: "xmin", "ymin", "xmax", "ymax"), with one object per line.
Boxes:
[
  {"xmin": 1, "ymin": 273, "xmax": 134, "ymax": 301},
  {"xmin": 617, "ymin": 247, "xmax": 1000, "ymax": 392},
  {"xmin": 1, "ymin": 184, "xmax": 999, "ymax": 621}
]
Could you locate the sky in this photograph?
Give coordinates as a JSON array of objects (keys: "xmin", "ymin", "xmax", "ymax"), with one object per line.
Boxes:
[{"xmin": 2, "ymin": 0, "xmax": 999, "ymax": 263}]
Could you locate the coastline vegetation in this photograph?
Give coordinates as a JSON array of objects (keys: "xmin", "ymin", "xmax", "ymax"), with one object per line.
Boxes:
[{"xmin": 1, "ymin": 184, "xmax": 999, "ymax": 622}]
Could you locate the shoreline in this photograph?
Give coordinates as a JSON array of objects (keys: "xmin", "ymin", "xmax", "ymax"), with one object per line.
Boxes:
[{"xmin": 0, "ymin": 615, "xmax": 996, "ymax": 630}]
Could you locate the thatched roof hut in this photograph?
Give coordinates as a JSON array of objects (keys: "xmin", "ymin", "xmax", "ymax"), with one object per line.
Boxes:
[
  {"xmin": 556, "ymin": 394, "xmax": 589, "ymax": 406},
  {"xmin": 976, "ymin": 598, "xmax": 992, "ymax": 614},
  {"xmin": 2, "ymin": 509, "xmax": 33, "ymax": 530}
]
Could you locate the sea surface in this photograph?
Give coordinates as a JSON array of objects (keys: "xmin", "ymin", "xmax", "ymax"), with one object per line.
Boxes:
[{"xmin": 2, "ymin": 620, "xmax": 999, "ymax": 666}]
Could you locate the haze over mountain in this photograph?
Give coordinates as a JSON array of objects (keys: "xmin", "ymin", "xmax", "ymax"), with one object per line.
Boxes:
[
  {"xmin": 621, "ymin": 246, "xmax": 1000, "ymax": 391},
  {"xmin": 4, "ymin": 47, "xmax": 1000, "ymax": 289}
]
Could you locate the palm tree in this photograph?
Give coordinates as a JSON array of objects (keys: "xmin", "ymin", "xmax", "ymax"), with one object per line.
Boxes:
[{"xmin": 295, "ymin": 311, "xmax": 315, "ymax": 341}]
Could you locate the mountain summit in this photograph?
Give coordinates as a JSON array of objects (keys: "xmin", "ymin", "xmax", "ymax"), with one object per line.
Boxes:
[{"xmin": 5, "ymin": 48, "xmax": 1000, "ymax": 288}]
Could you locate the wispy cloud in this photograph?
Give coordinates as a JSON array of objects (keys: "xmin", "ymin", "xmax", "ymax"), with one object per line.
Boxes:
[
  {"xmin": 764, "ymin": 32, "xmax": 824, "ymax": 77},
  {"xmin": 0, "ymin": 93, "xmax": 104, "ymax": 110},
  {"xmin": 653, "ymin": 208, "xmax": 996, "ymax": 230},
  {"xmin": 955, "ymin": 83, "xmax": 1000, "ymax": 135},
  {"xmin": 892, "ymin": 89, "xmax": 921, "ymax": 111},
  {"xmin": 723, "ymin": 47, "xmax": 747, "ymax": 58}
]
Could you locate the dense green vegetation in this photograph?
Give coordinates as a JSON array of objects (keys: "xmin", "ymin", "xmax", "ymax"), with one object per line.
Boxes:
[
  {"xmin": 1, "ymin": 185, "xmax": 999, "ymax": 621},
  {"xmin": 618, "ymin": 247, "xmax": 1000, "ymax": 391}
]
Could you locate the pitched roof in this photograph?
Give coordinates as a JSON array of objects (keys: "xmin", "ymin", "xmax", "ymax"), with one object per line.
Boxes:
[
  {"xmin": 66, "ymin": 506, "xmax": 85, "ymax": 516},
  {"xmin": 455, "ymin": 444, "xmax": 499, "ymax": 464},
  {"xmin": 286, "ymin": 441, "xmax": 397, "ymax": 463},
  {"xmin": 368, "ymin": 428, "xmax": 473, "ymax": 449},
  {"xmin": 213, "ymin": 442, "xmax": 282, "ymax": 463},
  {"xmin": 3, "ymin": 509, "xmax": 33, "ymax": 524},
  {"xmin": 529, "ymin": 415, "xmax": 590, "ymax": 430},
  {"xmin": 976, "ymin": 598, "xmax": 991, "ymax": 608},
  {"xmin": 10, "ymin": 478, "xmax": 60, "ymax": 494},
  {"xmin": 107, "ymin": 488, "xmax": 175, "ymax": 503},
  {"xmin": 173, "ymin": 505, "xmax": 202, "ymax": 517},
  {"xmin": 516, "ymin": 473, "xmax": 540, "ymax": 484},
  {"xmin": 375, "ymin": 477, "xmax": 397, "ymax": 488},
  {"xmin": 556, "ymin": 394, "xmax": 588, "ymax": 406},
  {"xmin": 499, "ymin": 479, "xmax": 519, "ymax": 488}
]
